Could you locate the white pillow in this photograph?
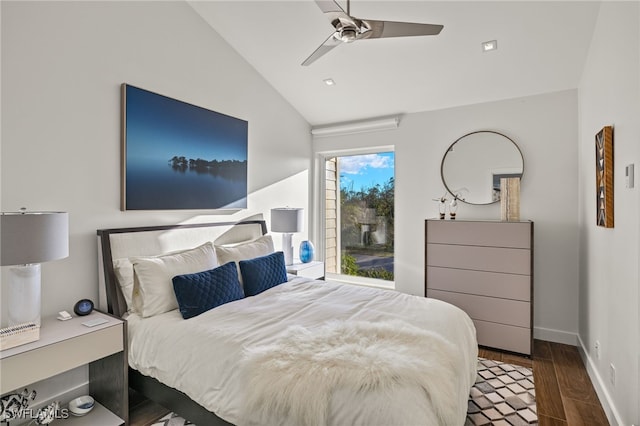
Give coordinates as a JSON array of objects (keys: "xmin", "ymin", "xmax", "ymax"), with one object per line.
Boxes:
[
  {"xmin": 131, "ymin": 242, "xmax": 218, "ymax": 318},
  {"xmin": 215, "ymin": 235, "xmax": 274, "ymax": 283},
  {"xmin": 113, "ymin": 258, "xmax": 135, "ymax": 311}
]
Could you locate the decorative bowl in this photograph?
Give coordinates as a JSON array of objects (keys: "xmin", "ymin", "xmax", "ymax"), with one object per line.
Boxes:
[{"xmin": 68, "ymin": 395, "xmax": 95, "ymax": 416}]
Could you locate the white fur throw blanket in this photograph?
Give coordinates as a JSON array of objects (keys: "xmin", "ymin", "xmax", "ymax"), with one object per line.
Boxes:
[{"xmin": 241, "ymin": 319, "xmax": 462, "ymax": 426}]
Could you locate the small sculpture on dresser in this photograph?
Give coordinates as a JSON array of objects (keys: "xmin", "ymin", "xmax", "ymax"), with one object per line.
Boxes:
[
  {"xmin": 433, "ymin": 194, "xmax": 448, "ymax": 220},
  {"xmin": 449, "ymin": 195, "xmax": 459, "ymax": 220}
]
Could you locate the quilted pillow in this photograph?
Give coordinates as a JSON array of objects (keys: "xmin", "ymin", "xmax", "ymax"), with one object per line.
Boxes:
[
  {"xmin": 215, "ymin": 235, "xmax": 275, "ymax": 283},
  {"xmin": 239, "ymin": 251, "xmax": 288, "ymax": 297},
  {"xmin": 172, "ymin": 261, "xmax": 244, "ymax": 319},
  {"xmin": 131, "ymin": 242, "xmax": 218, "ymax": 318}
]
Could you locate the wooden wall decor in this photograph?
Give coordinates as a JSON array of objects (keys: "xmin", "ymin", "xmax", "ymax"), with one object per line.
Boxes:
[
  {"xmin": 595, "ymin": 126, "xmax": 614, "ymax": 228},
  {"xmin": 500, "ymin": 177, "xmax": 521, "ymax": 221}
]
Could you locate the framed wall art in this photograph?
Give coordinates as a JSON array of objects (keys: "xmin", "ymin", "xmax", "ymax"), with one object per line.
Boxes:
[
  {"xmin": 595, "ymin": 125, "xmax": 613, "ymax": 228},
  {"xmin": 121, "ymin": 84, "xmax": 248, "ymax": 211}
]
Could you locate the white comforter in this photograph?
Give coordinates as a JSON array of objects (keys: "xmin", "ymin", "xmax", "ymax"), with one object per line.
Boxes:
[{"xmin": 127, "ymin": 277, "xmax": 477, "ymax": 426}]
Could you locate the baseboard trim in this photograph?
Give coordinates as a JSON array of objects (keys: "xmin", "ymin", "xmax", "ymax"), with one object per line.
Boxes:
[
  {"xmin": 577, "ymin": 335, "xmax": 624, "ymax": 426},
  {"xmin": 533, "ymin": 326, "xmax": 577, "ymax": 345}
]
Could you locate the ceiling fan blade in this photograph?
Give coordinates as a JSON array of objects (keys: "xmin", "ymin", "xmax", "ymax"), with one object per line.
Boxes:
[
  {"xmin": 362, "ymin": 19, "xmax": 443, "ymax": 39},
  {"xmin": 301, "ymin": 32, "xmax": 342, "ymax": 66},
  {"xmin": 314, "ymin": 0, "xmax": 346, "ymax": 15},
  {"xmin": 314, "ymin": 0, "xmax": 354, "ymax": 30}
]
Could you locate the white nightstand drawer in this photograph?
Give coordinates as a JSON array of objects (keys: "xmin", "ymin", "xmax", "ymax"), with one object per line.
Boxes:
[
  {"xmin": 287, "ymin": 261, "xmax": 325, "ymax": 280},
  {"xmin": 0, "ymin": 312, "xmax": 124, "ymax": 394},
  {"xmin": 1, "ymin": 323, "xmax": 122, "ymax": 394}
]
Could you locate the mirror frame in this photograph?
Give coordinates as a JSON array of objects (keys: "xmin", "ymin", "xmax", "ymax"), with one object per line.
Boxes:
[{"xmin": 440, "ymin": 130, "xmax": 524, "ymax": 205}]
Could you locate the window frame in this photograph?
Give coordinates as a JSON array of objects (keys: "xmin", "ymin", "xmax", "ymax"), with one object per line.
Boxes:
[{"xmin": 313, "ymin": 145, "xmax": 396, "ymax": 289}]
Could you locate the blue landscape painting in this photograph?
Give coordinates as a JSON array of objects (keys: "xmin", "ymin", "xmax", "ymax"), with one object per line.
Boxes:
[{"xmin": 123, "ymin": 84, "xmax": 248, "ymax": 210}]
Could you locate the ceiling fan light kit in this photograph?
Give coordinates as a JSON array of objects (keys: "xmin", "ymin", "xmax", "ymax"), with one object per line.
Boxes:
[
  {"xmin": 302, "ymin": 0, "xmax": 443, "ymax": 66},
  {"xmin": 336, "ymin": 26, "xmax": 358, "ymax": 43}
]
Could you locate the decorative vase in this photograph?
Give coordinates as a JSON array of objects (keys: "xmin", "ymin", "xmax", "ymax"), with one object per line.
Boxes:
[{"xmin": 299, "ymin": 240, "xmax": 315, "ymax": 263}]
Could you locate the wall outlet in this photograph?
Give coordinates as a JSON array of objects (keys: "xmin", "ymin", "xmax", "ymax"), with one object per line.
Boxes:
[
  {"xmin": 609, "ymin": 363, "xmax": 616, "ymax": 386},
  {"xmin": 595, "ymin": 341, "xmax": 600, "ymax": 359}
]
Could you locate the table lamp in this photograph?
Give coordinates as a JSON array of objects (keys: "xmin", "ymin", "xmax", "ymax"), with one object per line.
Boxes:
[
  {"xmin": 270, "ymin": 208, "xmax": 303, "ymax": 266},
  {"xmin": 1, "ymin": 210, "xmax": 69, "ymax": 327}
]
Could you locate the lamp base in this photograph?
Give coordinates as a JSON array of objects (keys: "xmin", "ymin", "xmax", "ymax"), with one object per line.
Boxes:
[
  {"xmin": 7, "ymin": 264, "xmax": 42, "ymax": 327},
  {"xmin": 282, "ymin": 233, "xmax": 294, "ymax": 266}
]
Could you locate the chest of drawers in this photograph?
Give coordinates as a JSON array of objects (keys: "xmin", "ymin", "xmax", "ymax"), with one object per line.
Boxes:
[{"xmin": 425, "ymin": 219, "xmax": 533, "ymax": 355}]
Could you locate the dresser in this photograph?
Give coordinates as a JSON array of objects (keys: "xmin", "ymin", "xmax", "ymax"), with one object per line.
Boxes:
[{"xmin": 425, "ymin": 219, "xmax": 533, "ymax": 355}]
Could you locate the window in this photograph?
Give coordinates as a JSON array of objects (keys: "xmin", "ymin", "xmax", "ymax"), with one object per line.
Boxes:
[{"xmin": 324, "ymin": 151, "xmax": 395, "ymax": 286}]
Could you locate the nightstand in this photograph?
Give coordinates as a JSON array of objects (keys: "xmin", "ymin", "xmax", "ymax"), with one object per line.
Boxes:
[
  {"xmin": 0, "ymin": 311, "xmax": 127, "ymax": 425},
  {"xmin": 287, "ymin": 261, "xmax": 325, "ymax": 280}
]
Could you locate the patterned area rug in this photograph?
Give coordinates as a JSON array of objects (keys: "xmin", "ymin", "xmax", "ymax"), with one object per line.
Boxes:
[
  {"xmin": 151, "ymin": 358, "xmax": 537, "ymax": 426},
  {"xmin": 467, "ymin": 358, "xmax": 537, "ymax": 425},
  {"xmin": 151, "ymin": 412, "xmax": 193, "ymax": 426}
]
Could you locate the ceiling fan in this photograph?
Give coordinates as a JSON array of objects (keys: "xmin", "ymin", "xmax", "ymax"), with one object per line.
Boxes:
[{"xmin": 302, "ymin": 0, "xmax": 443, "ymax": 66}]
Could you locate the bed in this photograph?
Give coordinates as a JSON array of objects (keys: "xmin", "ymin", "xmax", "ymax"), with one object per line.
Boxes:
[{"xmin": 97, "ymin": 220, "xmax": 478, "ymax": 426}]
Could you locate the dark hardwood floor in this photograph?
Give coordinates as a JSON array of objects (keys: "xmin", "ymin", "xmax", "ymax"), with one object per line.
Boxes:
[
  {"xmin": 129, "ymin": 339, "xmax": 609, "ymax": 426},
  {"xmin": 129, "ymin": 388, "xmax": 169, "ymax": 426},
  {"xmin": 479, "ymin": 340, "xmax": 609, "ymax": 426}
]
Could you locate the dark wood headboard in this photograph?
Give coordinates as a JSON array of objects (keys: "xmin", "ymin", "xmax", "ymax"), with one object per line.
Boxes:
[{"xmin": 97, "ymin": 220, "xmax": 267, "ymax": 317}]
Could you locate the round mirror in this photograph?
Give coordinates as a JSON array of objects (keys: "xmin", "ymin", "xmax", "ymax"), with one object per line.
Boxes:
[{"xmin": 441, "ymin": 131, "xmax": 524, "ymax": 205}]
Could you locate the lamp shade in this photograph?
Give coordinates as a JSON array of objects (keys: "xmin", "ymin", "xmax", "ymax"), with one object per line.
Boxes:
[
  {"xmin": 270, "ymin": 208, "xmax": 303, "ymax": 233},
  {"xmin": 1, "ymin": 211, "xmax": 69, "ymax": 266}
]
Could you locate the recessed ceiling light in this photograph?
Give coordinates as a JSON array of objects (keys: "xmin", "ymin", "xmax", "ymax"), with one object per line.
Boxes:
[
  {"xmin": 482, "ymin": 40, "xmax": 498, "ymax": 52},
  {"xmin": 323, "ymin": 78, "xmax": 336, "ymax": 86}
]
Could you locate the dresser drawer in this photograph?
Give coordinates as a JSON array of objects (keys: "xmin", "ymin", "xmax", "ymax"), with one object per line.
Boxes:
[
  {"xmin": 427, "ymin": 266, "xmax": 530, "ymax": 301},
  {"xmin": 427, "ymin": 243, "xmax": 530, "ymax": 275},
  {"xmin": 426, "ymin": 220, "xmax": 531, "ymax": 248},
  {"xmin": 427, "ymin": 289, "xmax": 530, "ymax": 328},
  {"xmin": 473, "ymin": 319, "xmax": 531, "ymax": 355}
]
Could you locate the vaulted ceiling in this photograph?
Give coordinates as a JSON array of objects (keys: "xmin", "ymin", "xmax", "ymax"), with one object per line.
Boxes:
[{"xmin": 189, "ymin": 1, "xmax": 600, "ymax": 126}]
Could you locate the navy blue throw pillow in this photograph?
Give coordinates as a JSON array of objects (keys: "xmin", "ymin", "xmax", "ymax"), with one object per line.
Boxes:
[
  {"xmin": 172, "ymin": 261, "xmax": 244, "ymax": 319},
  {"xmin": 239, "ymin": 251, "xmax": 288, "ymax": 297}
]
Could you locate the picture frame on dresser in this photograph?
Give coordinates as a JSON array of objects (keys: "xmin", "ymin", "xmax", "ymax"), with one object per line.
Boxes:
[{"xmin": 425, "ymin": 219, "xmax": 534, "ymax": 356}]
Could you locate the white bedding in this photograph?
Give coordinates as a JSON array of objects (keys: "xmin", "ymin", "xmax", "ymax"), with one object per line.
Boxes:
[{"xmin": 127, "ymin": 277, "xmax": 478, "ymax": 426}]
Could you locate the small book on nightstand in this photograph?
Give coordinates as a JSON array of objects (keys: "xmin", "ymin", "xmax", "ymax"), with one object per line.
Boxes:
[{"xmin": 0, "ymin": 322, "xmax": 40, "ymax": 350}]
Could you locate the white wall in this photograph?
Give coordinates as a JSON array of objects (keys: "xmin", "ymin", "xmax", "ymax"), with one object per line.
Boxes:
[
  {"xmin": 1, "ymin": 0, "xmax": 312, "ymax": 326},
  {"xmin": 577, "ymin": 2, "xmax": 639, "ymax": 425},
  {"xmin": 313, "ymin": 89, "xmax": 580, "ymax": 344}
]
